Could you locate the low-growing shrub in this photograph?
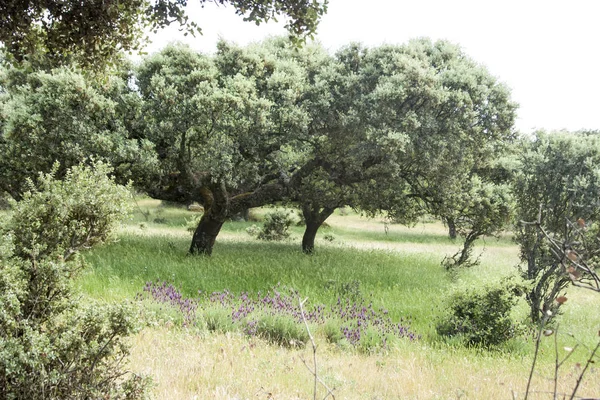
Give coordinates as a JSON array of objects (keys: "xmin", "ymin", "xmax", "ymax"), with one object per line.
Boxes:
[
  {"xmin": 247, "ymin": 210, "xmax": 294, "ymax": 241},
  {"xmin": 205, "ymin": 307, "xmax": 235, "ymax": 333},
  {"xmin": 436, "ymin": 279, "xmax": 525, "ymax": 347},
  {"xmin": 321, "ymin": 320, "xmax": 345, "ymax": 344}
]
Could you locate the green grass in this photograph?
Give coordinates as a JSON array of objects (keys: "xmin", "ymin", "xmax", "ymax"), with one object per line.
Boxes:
[
  {"xmin": 79, "ymin": 201, "xmax": 600, "ymax": 361},
  {"xmin": 81, "ymin": 233, "xmax": 448, "ymax": 337}
]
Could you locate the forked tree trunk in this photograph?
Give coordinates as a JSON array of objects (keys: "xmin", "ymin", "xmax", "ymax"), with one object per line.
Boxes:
[
  {"xmin": 188, "ymin": 180, "xmax": 286, "ymax": 255},
  {"xmin": 301, "ymin": 203, "xmax": 335, "ymax": 254}
]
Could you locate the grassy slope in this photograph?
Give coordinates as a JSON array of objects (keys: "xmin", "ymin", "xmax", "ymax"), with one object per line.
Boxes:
[{"xmin": 78, "ymin": 200, "xmax": 600, "ymax": 399}]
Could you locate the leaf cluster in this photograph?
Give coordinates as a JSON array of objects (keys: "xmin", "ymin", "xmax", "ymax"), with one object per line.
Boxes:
[{"xmin": 0, "ymin": 65, "xmax": 157, "ymax": 200}]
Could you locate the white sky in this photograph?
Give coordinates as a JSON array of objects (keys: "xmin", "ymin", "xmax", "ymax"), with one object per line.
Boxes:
[{"xmin": 142, "ymin": 0, "xmax": 600, "ymax": 133}]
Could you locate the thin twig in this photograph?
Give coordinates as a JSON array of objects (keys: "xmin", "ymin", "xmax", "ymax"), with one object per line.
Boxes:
[
  {"xmin": 298, "ymin": 297, "xmax": 335, "ymax": 400},
  {"xmin": 525, "ymin": 314, "xmax": 549, "ymax": 400},
  {"xmin": 569, "ymin": 340, "xmax": 600, "ymax": 400}
]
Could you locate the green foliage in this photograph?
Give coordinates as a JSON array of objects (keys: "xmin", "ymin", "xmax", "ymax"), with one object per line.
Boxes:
[
  {"xmin": 128, "ymin": 36, "xmax": 518, "ymax": 255},
  {"xmin": 9, "ymin": 162, "xmax": 133, "ymax": 260},
  {"xmin": 0, "ymin": 65, "xmax": 156, "ymax": 200},
  {"xmin": 292, "ymin": 38, "xmax": 517, "ymax": 252},
  {"xmin": 0, "ymin": 163, "xmax": 147, "ymax": 399},
  {"xmin": 203, "ymin": 308, "xmax": 309, "ymax": 348},
  {"xmin": 247, "ymin": 210, "xmax": 294, "ymax": 241},
  {"xmin": 513, "ymin": 131, "xmax": 600, "ymax": 323},
  {"xmin": 320, "ymin": 320, "xmax": 344, "ymax": 344},
  {"xmin": 0, "ymin": 0, "xmax": 327, "ymax": 69},
  {"xmin": 441, "ymin": 179, "xmax": 514, "ymax": 269},
  {"xmin": 204, "ymin": 307, "xmax": 235, "ymax": 333},
  {"xmin": 436, "ymin": 279, "xmax": 525, "ymax": 347}
]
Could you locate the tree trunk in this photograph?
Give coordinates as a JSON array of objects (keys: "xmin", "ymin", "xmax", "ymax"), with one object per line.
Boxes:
[
  {"xmin": 189, "ymin": 213, "xmax": 225, "ymax": 255},
  {"xmin": 301, "ymin": 203, "xmax": 335, "ymax": 254},
  {"xmin": 446, "ymin": 217, "xmax": 457, "ymax": 240},
  {"xmin": 189, "ymin": 183, "xmax": 228, "ymax": 256},
  {"xmin": 456, "ymin": 232, "xmax": 477, "ymax": 265},
  {"xmin": 302, "ymin": 219, "xmax": 321, "ymax": 254}
]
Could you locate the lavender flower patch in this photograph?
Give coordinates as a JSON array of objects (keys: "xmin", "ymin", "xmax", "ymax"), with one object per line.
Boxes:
[
  {"xmin": 137, "ymin": 281, "xmax": 198, "ymax": 326},
  {"xmin": 333, "ymin": 296, "xmax": 419, "ymax": 345},
  {"xmin": 138, "ymin": 281, "xmax": 419, "ymax": 349}
]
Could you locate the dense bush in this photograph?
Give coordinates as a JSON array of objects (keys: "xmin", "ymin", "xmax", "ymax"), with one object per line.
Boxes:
[
  {"xmin": 247, "ymin": 210, "xmax": 294, "ymax": 241},
  {"xmin": 436, "ymin": 279, "xmax": 525, "ymax": 347},
  {"xmin": 0, "ymin": 162, "xmax": 148, "ymax": 399}
]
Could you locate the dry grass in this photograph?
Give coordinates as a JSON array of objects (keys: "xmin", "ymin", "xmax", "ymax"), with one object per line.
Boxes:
[
  {"xmin": 112, "ymin": 204, "xmax": 598, "ymax": 399},
  {"xmin": 128, "ymin": 327, "xmax": 599, "ymax": 400}
]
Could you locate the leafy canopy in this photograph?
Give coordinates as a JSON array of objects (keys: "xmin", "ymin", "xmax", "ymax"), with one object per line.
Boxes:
[{"xmin": 0, "ymin": 0, "xmax": 328, "ymax": 68}]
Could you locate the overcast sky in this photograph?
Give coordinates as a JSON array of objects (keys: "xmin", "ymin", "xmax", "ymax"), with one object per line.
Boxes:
[{"xmin": 142, "ymin": 0, "xmax": 600, "ymax": 133}]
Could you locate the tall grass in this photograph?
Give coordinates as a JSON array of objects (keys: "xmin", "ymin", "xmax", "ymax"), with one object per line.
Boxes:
[
  {"xmin": 81, "ymin": 233, "xmax": 449, "ymax": 336},
  {"xmin": 77, "ymin": 201, "xmax": 600, "ymax": 398}
]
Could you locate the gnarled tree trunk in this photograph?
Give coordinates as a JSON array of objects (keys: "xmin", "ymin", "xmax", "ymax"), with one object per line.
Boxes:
[
  {"xmin": 189, "ymin": 183, "xmax": 228, "ymax": 255},
  {"xmin": 189, "ymin": 181, "xmax": 289, "ymax": 255},
  {"xmin": 301, "ymin": 203, "xmax": 335, "ymax": 254}
]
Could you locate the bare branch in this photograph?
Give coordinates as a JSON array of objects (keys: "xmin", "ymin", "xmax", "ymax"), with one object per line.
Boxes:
[{"xmin": 298, "ymin": 297, "xmax": 336, "ymax": 400}]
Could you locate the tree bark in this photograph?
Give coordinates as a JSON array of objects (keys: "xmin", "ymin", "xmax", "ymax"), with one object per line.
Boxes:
[
  {"xmin": 189, "ymin": 213, "xmax": 225, "ymax": 255},
  {"xmin": 189, "ymin": 183, "xmax": 228, "ymax": 256},
  {"xmin": 446, "ymin": 216, "xmax": 457, "ymax": 240},
  {"xmin": 301, "ymin": 203, "xmax": 335, "ymax": 254}
]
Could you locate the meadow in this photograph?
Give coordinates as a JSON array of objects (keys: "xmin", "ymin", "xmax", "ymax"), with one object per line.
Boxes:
[{"xmin": 78, "ymin": 199, "xmax": 600, "ymax": 399}]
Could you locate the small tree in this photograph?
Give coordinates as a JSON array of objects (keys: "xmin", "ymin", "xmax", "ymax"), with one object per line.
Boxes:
[
  {"xmin": 441, "ymin": 178, "xmax": 514, "ymax": 269},
  {"xmin": 0, "ymin": 162, "xmax": 148, "ymax": 399},
  {"xmin": 513, "ymin": 131, "xmax": 600, "ymax": 323}
]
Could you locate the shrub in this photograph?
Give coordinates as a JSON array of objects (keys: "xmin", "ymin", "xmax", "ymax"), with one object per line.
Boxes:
[
  {"xmin": 320, "ymin": 320, "xmax": 344, "ymax": 344},
  {"xmin": 436, "ymin": 279, "xmax": 525, "ymax": 347},
  {"xmin": 0, "ymin": 162, "xmax": 148, "ymax": 399},
  {"xmin": 247, "ymin": 210, "xmax": 294, "ymax": 241},
  {"xmin": 205, "ymin": 307, "xmax": 236, "ymax": 333}
]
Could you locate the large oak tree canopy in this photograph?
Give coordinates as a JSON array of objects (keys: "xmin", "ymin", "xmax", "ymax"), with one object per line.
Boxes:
[
  {"xmin": 0, "ymin": 0, "xmax": 328, "ymax": 68},
  {"xmin": 133, "ymin": 38, "xmax": 516, "ymax": 255}
]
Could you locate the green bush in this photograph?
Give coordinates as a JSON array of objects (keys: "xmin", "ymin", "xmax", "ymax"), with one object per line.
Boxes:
[
  {"xmin": 436, "ymin": 279, "xmax": 524, "ymax": 347},
  {"xmin": 247, "ymin": 210, "xmax": 294, "ymax": 241},
  {"xmin": 320, "ymin": 320, "xmax": 344, "ymax": 344},
  {"xmin": 0, "ymin": 162, "xmax": 148, "ymax": 399}
]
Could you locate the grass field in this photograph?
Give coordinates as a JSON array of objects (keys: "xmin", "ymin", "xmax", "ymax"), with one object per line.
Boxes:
[{"xmin": 78, "ymin": 199, "xmax": 600, "ymax": 399}]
